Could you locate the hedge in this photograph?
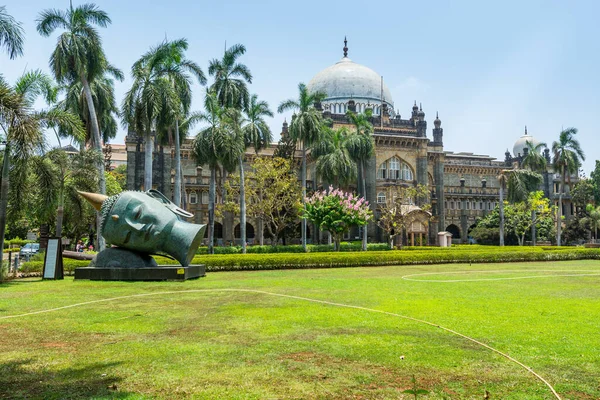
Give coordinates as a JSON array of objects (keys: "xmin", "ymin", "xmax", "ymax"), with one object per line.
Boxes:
[
  {"xmin": 3, "ymin": 248, "xmax": 20, "ymax": 253},
  {"xmin": 196, "ymin": 243, "xmax": 391, "ymax": 254},
  {"xmin": 3, "ymin": 239, "xmax": 34, "ymax": 248},
  {"xmin": 19, "ymin": 247, "xmax": 600, "ymax": 275}
]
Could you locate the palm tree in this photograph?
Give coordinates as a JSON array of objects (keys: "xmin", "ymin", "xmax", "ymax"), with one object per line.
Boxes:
[
  {"xmin": 0, "ymin": 72, "xmax": 84, "ymax": 279},
  {"xmin": 0, "ymin": 6, "xmax": 24, "ymax": 59},
  {"xmin": 150, "ymin": 39, "xmax": 206, "ymax": 207},
  {"xmin": 497, "ymin": 168, "xmax": 543, "ymax": 246},
  {"xmin": 32, "ymin": 148, "xmax": 100, "ymax": 239},
  {"xmin": 208, "ymin": 44, "xmax": 252, "ymax": 109},
  {"xmin": 278, "ymin": 83, "xmax": 326, "ymax": 251},
  {"xmin": 552, "ymin": 128, "xmax": 585, "ymax": 246},
  {"xmin": 58, "ymin": 68, "xmax": 123, "ymax": 149},
  {"xmin": 312, "ymin": 126, "xmax": 356, "ymax": 187},
  {"xmin": 241, "ymin": 94, "xmax": 273, "ymax": 247},
  {"xmin": 122, "ymin": 51, "xmax": 169, "ymax": 191},
  {"xmin": 193, "ymin": 91, "xmax": 226, "ymax": 254},
  {"xmin": 37, "ymin": 3, "xmax": 120, "ymax": 250},
  {"xmin": 346, "ymin": 109, "xmax": 374, "ymax": 250},
  {"xmin": 521, "ymin": 140, "xmax": 547, "ymax": 245},
  {"xmin": 585, "ymin": 204, "xmax": 600, "ymax": 241}
]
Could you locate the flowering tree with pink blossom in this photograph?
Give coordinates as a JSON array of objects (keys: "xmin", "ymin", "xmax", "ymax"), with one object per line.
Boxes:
[{"xmin": 303, "ymin": 186, "xmax": 373, "ymax": 251}]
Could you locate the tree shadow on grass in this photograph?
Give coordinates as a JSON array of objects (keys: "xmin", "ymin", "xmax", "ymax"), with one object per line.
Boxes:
[{"xmin": 0, "ymin": 359, "xmax": 134, "ymax": 399}]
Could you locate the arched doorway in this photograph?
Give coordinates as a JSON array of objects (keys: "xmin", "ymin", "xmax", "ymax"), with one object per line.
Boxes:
[
  {"xmin": 204, "ymin": 222, "xmax": 223, "ymax": 239},
  {"xmin": 446, "ymin": 224, "xmax": 461, "ymax": 239},
  {"xmin": 234, "ymin": 223, "xmax": 255, "ymax": 239}
]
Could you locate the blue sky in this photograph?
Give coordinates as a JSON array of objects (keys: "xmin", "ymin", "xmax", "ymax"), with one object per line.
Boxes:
[{"xmin": 2, "ymin": 0, "xmax": 599, "ymax": 173}]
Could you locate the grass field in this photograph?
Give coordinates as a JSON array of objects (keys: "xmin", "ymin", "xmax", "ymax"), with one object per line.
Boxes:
[{"xmin": 1, "ymin": 260, "xmax": 599, "ymax": 399}]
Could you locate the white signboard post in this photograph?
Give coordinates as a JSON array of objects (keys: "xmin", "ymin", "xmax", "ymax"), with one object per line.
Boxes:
[{"xmin": 43, "ymin": 238, "xmax": 63, "ymax": 280}]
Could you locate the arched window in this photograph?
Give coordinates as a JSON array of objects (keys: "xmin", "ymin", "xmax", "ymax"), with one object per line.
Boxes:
[
  {"xmin": 377, "ymin": 161, "xmax": 387, "ymax": 179},
  {"xmin": 201, "ymin": 191, "xmax": 209, "ymax": 204},
  {"xmin": 377, "ymin": 192, "xmax": 386, "ymax": 204},
  {"xmin": 402, "ymin": 163, "xmax": 413, "ymax": 181},
  {"xmin": 189, "ymin": 192, "xmax": 198, "ymax": 204},
  {"xmin": 389, "ymin": 157, "xmax": 401, "ymax": 180}
]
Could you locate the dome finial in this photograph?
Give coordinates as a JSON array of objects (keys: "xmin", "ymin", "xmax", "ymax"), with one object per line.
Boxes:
[
  {"xmin": 525, "ymin": 125, "xmax": 528, "ymax": 135},
  {"xmin": 436, "ymin": 111, "xmax": 439, "ymax": 119},
  {"xmin": 343, "ymin": 36, "xmax": 348, "ymax": 58}
]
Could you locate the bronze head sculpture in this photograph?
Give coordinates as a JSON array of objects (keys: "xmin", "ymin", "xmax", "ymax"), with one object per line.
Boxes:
[{"xmin": 79, "ymin": 190, "xmax": 205, "ymax": 267}]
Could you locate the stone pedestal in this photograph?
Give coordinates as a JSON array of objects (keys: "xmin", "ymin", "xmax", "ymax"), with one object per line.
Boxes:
[{"xmin": 74, "ymin": 264, "xmax": 205, "ymax": 281}]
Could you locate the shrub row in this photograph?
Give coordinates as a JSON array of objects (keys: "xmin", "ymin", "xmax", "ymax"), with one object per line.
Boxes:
[
  {"xmin": 3, "ymin": 248, "xmax": 21, "ymax": 253},
  {"xmin": 187, "ymin": 247, "xmax": 600, "ymax": 272},
  {"xmin": 3, "ymin": 239, "xmax": 34, "ymax": 248},
  {"xmin": 196, "ymin": 242, "xmax": 391, "ymax": 254},
  {"xmin": 20, "ymin": 247, "xmax": 600, "ymax": 275}
]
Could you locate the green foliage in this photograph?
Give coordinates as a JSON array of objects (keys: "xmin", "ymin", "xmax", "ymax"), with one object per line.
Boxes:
[
  {"xmin": 196, "ymin": 242, "xmax": 391, "ymax": 254},
  {"xmin": 590, "ymin": 160, "xmax": 600, "ymax": 204},
  {"xmin": 303, "ymin": 188, "xmax": 372, "ymax": 250},
  {"xmin": 402, "ymin": 376, "xmax": 429, "ymax": 399},
  {"xmin": 180, "ymin": 247, "xmax": 600, "ymax": 272},
  {"xmin": 0, "ymin": 6, "xmax": 25, "ymax": 59}
]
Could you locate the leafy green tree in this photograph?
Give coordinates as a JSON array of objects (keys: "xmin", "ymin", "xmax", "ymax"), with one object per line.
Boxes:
[
  {"xmin": 221, "ymin": 157, "xmax": 301, "ymax": 245},
  {"xmin": 589, "ymin": 160, "xmax": 600, "ymax": 205},
  {"xmin": 497, "ymin": 169, "xmax": 542, "ymax": 246},
  {"xmin": 240, "ymin": 95, "xmax": 273, "ymax": 248},
  {"xmin": 521, "ymin": 140, "xmax": 548, "ymax": 172},
  {"xmin": 585, "ymin": 204, "xmax": 600, "ymax": 240},
  {"xmin": 208, "ymin": 44, "xmax": 252, "ymax": 109},
  {"xmin": 37, "ymin": 2, "xmax": 120, "ymax": 250},
  {"xmin": 31, "ymin": 148, "xmax": 100, "ymax": 238},
  {"xmin": 303, "ymin": 187, "xmax": 372, "ymax": 251},
  {"xmin": 345, "ymin": 109, "xmax": 374, "ymax": 250},
  {"xmin": 278, "ymin": 83, "xmax": 326, "ymax": 251},
  {"xmin": 193, "ymin": 91, "xmax": 234, "ymax": 254},
  {"xmin": 312, "ymin": 126, "xmax": 356, "ymax": 187},
  {"xmin": 208, "ymin": 44, "xmax": 252, "ymax": 251},
  {"xmin": 0, "ymin": 72, "xmax": 83, "ymax": 279},
  {"xmin": 0, "ymin": 6, "xmax": 24, "ymax": 59},
  {"xmin": 552, "ymin": 127, "xmax": 585, "ymax": 246},
  {"xmin": 150, "ymin": 39, "xmax": 207, "ymax": 207},
  {"xmin": 58, "ymin": 69, "xmax": 123, "ymax": 149},
  {"xmin": 505, "ymin": 191, "xmax": 552, "ymax": 246}
]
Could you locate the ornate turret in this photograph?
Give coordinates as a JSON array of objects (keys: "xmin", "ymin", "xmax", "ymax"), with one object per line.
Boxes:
[
  {"xmin": 343, "ymin": 36, "xmax": 348, "ymax": 58},
  {"xmin": 281, "ymin": 119, "xmax": 289, "ymax": 138},
  {"xmin": 432, "ymin": 111, "xmax": 443, "ymax": 145},
  {"xmin": 417, "ymin": 103, "xmax": 425, "ymax": 120},
  {"xmin": 412, "ymin": 101, "xmax": 419, "ymax": 118}
]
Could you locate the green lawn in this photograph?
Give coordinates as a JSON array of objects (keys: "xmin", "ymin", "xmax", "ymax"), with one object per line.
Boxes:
[{"xmin": 1, "ymin": 261, "xmax": 599, "ymax": 399}]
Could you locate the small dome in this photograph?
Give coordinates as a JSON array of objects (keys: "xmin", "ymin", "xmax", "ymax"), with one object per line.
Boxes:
[
  {"xmin": 434, "ymin": 112, "xmax": 441, "ymax": 128},
  {"xmin": 307, "ymin": 57, "xmax": 393, "ymax": 107},
  {"xmin": 513, "ymin": 128, "xmax": 542, "ymax": 157}
]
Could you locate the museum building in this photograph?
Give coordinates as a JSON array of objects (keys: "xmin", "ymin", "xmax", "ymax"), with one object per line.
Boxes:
[{"xmin": 125, "ymin": 40, "xmax": 570, "ymax": 245}]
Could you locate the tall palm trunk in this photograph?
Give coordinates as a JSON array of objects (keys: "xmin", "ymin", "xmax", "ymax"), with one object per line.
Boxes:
[
  {"xmin": 80, "ymin": 75, "xmax": 106, "ymax": 251},
  {"xmin": 239, "ymin": 155, "xmax": 246, "ymax": 253},
  {"xmin": 56, "ymin": 186, "xmax": 65, "ymax": 239},
  {"xmin": 499, "ymin": 179, "xmax": 505, "ymax": 246},
  {"xmin": 361, "ymin": 160, "xmax": 368, "ymax": 251},
  {"xmin": 557, "ymin": 167, "xmax": 565, "ymax": 246},
  {"xmin": 301, "ymin": 142, "xmax": 307, "ymax": 252},
  {"xmin": 531, "ymin": 210, "xmax": 536, "ymax": 246},
  {"xmin": 208, "ymin": 167, "xmax": 216, "ymax": 254},
  {"xmin": 174, "ymin": 118, "xmax": 182, "ymax": 207},
  {"xmin": 144, "ymin": 130, "xmax": 153, "ymax": 191},
  {"xmin": 258, "ymin": 189, "xmax": 264, "ymax": 246},
  {"xmin": 0, "ymin": 144, "xmax": 11, "ymax": 280}
]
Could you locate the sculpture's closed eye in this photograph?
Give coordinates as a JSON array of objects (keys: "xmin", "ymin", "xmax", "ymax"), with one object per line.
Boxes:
[
  {"xmin": 123, "ymin": 231, "xmax": 131, "ymax": 244},
  {"xmin": 134, "ymin": 206, "xmax": 142, "ymax": 220}
]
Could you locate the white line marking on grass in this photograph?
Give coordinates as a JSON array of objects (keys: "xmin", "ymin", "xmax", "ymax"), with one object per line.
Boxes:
[
  {"xmin": 402, "ymin": 269, "xmax": 600, "ymax": 282},
  {"xmin": 0, "ymin": 288, "xmax": 562, "ymax": 399}
]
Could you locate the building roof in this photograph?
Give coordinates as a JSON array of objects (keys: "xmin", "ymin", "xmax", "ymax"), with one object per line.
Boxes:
[
  {"xmin": 307, "ymin": 56, "xmax": 394, "ymax": 107},
  {"xmin": 512, "ymin": 127, "xmax": 542, "ymax": 157}
]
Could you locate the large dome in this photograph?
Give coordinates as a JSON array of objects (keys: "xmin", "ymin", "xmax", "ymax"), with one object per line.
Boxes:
[
  {"xmin": 307, "ymin": 56, "xmax": 394, "ymax": 115},
  {"xmin": 513, "ymin": 129, "xmax": 543, "ymax": 157}
]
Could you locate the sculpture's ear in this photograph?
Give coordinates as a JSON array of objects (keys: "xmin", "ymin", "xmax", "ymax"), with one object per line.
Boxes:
[{"xmin": 146, "ymin": 189, "xmax": 194, "ymax": 219}]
